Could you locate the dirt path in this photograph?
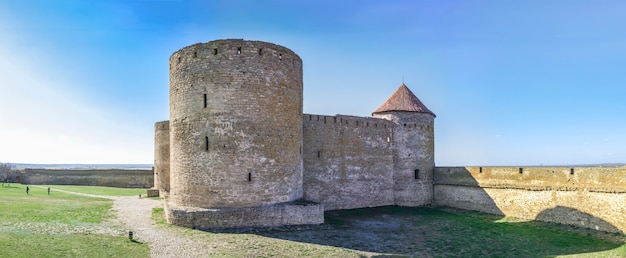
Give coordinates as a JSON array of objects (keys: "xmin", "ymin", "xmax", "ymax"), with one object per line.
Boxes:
[
  {"xmin": 34, "ymin": 186, "xmax": 212, "ymax": 257},
  {"xmin": 111, "ymin": 196, "xmax": 213, "ymax": 257}
]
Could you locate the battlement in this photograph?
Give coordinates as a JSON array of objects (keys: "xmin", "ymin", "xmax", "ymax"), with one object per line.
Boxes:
[
  {"xmin": 303, "ymin": 113, "xmax": 392, "ymax": 128},
  {"xmin": 155, "ymin": 120, "xmax": 169, "ymax": 130},
  {"xmin": 434, "ymin": 166, "xmax": 626, "ymax": 233},
  {"xmin": 436, "ymin": 166, "xmax": 626, "ymax": 193},
  {"xmin": 169, "ymin": 39, "xmax": 302, "ymax": 72}
]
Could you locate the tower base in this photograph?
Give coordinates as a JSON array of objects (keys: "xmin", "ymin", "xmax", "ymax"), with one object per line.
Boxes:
[{"xmin": 165, "ymin": 200, "xmax": 324, "ymax": 229}]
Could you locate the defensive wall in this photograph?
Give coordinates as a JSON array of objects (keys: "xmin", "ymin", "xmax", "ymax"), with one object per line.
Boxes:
[
  {"xmin": 154, "ymin": 38, "xmax": 626, "ymax": 234},
  {"xmin": 303, "ymin": 114, "xmax": 395, "ymax": 210},
  {"xmin": 19, "ymin": 169, "xmax": 154, "ymax": 188},
  {"xmin": 433, "ymin": 166, "xmax": 626, "ymax": 233}
]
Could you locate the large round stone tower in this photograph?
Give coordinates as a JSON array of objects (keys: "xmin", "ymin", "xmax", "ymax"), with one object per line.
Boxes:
[
  {"xmin": 372, "ymin": 84, "xmax": 436, "ymax": 206},
  {"xmin": 165, "ymin": 39, "xmax": 322, "ymax": 228}
]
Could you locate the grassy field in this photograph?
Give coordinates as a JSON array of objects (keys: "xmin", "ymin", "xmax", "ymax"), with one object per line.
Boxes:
[
  {"xmin": 0, "ymin": 184, "xmax": 149, "ymax": 257},
  {"xmin": 153, "ymin": 206, "xmax": 626, "ymax": 257},
  {"xmin": 3, "ymin": 183, "xmax": 626, "ymax": 257},
  {"xmin": 322, "ymin": 207, "xmax": 626, "ymax": 257},
  {"xmin": 44, "ymin": 185, "xmax": 147, "ymax": 196}
]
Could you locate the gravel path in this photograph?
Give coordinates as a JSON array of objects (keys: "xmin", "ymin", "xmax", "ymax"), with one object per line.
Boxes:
[
  {"xmin": 37, "ymin": 187, "xmax": 213, "ymax": 257},
  {"xmin": 111, "ymin": 196, "xmax": 213, "ymax": 257}
]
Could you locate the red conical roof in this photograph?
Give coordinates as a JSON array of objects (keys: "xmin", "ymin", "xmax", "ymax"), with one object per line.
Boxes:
[{"xmin": 372, "ymin": 84, "xmax": 435, "ymax": 117}]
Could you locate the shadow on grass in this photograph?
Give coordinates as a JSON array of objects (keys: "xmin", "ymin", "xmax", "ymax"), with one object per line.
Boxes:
[
  {"xmin": 536, "ymin": 206, "xmax": 621, "ymax": 233},
  {"xmin": 207, "ymin": 206, "xmax": 624, "ymax": 257},
  {"xmin": 129, "ymin": 239, "xmax": 144, "ymax": 244}
]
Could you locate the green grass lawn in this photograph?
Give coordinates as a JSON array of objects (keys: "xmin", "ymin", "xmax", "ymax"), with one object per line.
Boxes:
[
  {"xmin": 45, "ymin": 184, "xmax": 147, "ymax": 196},
  {"xmin": 3, "ymin": 183, "xmax": 626, "ymax": 257},
  {"xmin": 152, "ymin": 205, "xmax": 626, "ymax": 257},
  {"xmin": 0, "ymin": 184, "xmax": 149, "ymax": 257}
]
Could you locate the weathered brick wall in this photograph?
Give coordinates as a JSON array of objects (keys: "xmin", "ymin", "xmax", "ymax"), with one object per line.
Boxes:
[
  {"xmin": 154, "ymin": 120, "xmax": 170, "ymax": 194},
  {"xmin": 168, "ymin": 39, "xmax": 304, "ymax": 209},
  {"xmin": 21, "ymin": 169, "xmax": 153, "ymax": 188},
  {"xmin": 302, "ymin": 114, "xmax": 394, "ymax": 210},
  {"xmin": 373, "ymin": 112, "xmax": 435, "ymax": 206},
  {"xmin": 434, "ymin": 166, "xmax": 626, "ymax": 233}
]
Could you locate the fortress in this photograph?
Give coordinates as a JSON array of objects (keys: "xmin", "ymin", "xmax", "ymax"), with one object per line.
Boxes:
[{"xmin": 154, "ymin": 39, "xmax": 626, "ymax": 232}]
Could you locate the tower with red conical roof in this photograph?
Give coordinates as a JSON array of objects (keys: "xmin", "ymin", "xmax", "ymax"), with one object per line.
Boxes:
[{"xmin": 372, "ymin": 84, "xmax": 436, "ymax": 206}]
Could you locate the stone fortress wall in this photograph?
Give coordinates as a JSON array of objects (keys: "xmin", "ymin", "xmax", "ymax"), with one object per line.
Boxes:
[
  {"xmin": 155, "ymin": 38, "xmax": 626, "ymax": 233},
  {"xmin": 19, "ymin": 169, "xmax": 153, "ymax": 188},
  {"xmin": 302, "ymin": 114, "xmax": 395, "ymax": 210},
  {"xmin": 434, "ymin": 166, "xmax": 626, "ymax": 233},
  {"xmin": 158, "ymin": 39, "xmax": 436, "ymax": 228}
]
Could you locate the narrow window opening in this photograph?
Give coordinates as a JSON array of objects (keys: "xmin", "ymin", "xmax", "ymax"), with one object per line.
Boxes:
[
  {"xmin": 519, "ymin": 167, "xmax": 523, "ymax": 174},
  {"xmin": 404, "ymin": 123, "xmax": 407, "ymax": 127},
  {"xmin": 570, "ymin": 168, "xmax": 575, "ymax": 175},
  {"xmin": 317, "ymin": 151, "xmax": 321, "ymax": 158},
  {"xmin": 237, "ymin": 47, "xmax": 241, "ymax": 55},
  {"xmin": 213, "ymin": 48, "xmax": 218, "ymax": 55},
  {"xmin": 258, "ymin": 48, "xmax": 263, "ymax": 55},
  {"xmin": 193, "ymin": 51, "xmax": 197, "ymax": 58},
  {"xmin": 177, "ymin": 57, "xmax": 181, "ymax": 63},
  {"xmin": 205, "ymin": 136, "xmax": 209, "ymax": 151},
  {"xmin": 333, "ymin": 117, "xmax": 337, "ymax": 123},
  {"xmin": 414, "ymin": 169, "xmax": 419, "ymax": 179},
  {"xmin": 248, "ymin": 172, "xmax": 252, "ymax": 182},
  {"xmin": 203, "ymin": 94, "xmax": 207, "ymax": 108}
]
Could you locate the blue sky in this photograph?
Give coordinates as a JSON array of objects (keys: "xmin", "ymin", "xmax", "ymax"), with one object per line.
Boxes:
[{"xmin": 1, "ymin": 0, "xmax": 625, "ymax": 165}]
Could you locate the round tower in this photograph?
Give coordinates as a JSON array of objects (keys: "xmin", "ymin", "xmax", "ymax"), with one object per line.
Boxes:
[
  {"xmin": 153, "ymin": 120, "xmax": 170, "ymax": 196},
  {"xmin": 165, "ymin": 39, "xmax": 317, "ymax": 228},
  {"xmin": 372, "ymin": 84, "xmax": 435, "ymax": 206}
]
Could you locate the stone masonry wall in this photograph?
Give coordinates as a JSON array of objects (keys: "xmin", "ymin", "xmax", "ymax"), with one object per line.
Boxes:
[
  {"xmin": 154, "ymin": 120, "xmax": 170, "ymax": 194},
  {"xmin": 21, "ymin": 169, "xmax": 153, "ymax": 188},
  {"xmin": 434, "ymin": 166, "xmax": 626, "ymax": 233},
  {"xmin": 168, "ymin": 39, "xmax": 304, "ymax": 209},
  {"xmin": 303, "ymin": 114, "xmax": 394, "ymax": 210},
  {"xmin": 373, "ymin": 112, "xmax": 435, "ymax": 206},
  {"xmin": 165, "ymin": 200, "xmax": 323, "ymax": 229}
]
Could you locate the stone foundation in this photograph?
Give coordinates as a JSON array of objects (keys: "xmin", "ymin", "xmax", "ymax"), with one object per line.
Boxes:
[
  {"xmin": 165, "ymin": 200, "xmax": 324, "ymax": 229},
  {"xmin": 146, "ymin": 188, "xmax": 160, "ymax": 197}
]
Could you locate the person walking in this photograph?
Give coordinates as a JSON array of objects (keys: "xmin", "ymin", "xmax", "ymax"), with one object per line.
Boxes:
[
  {"xmin": 26, "ymin": 186, "xmax": 29, "ymax": 195},
  {"xmin": 48, "ymin": 187, "xmax": 50, "ymax": 195}
]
